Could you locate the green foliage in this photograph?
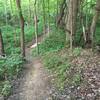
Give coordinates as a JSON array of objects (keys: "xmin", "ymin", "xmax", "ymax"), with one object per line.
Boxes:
[
  {"xmin": 72, "ymin": 74, "xmax": 81, "ymax": 86},
  {"xmin": 95, "ymin": 26, "xmax": 100, "ymax": 45},
  {"xmin": 24, "ymin": 26, "xmax": 35, "ymax": 43},
  {"xmin": 0, "ymin": 54, "xmax": 23, "ymax": 96},
  {"xmin": 1, "ymin": 81, "xmax": 11, "ymax": 96},
  {"xmin": 42, "ymin": 49, "xmax": 83, "ymax": 89},
  {"xmin": 0, "ymin": 59, "xmax": 5, "ymax": 80},
  {"xmin": 0, "ymin": 0, "xmax": 99, "ymax": 95},
  {"xmin": 4, "ymin": 54, "xmax": 23, "ymax": 78},
  {"xmin": 1, "ymin": 23, "xmax": 44, "ymax": 54},
  {"xmin": 0, "ymin": 54, "xmax": 23, "ymax": 80},
  {"xmin": 7, "ymin": 47, "xmax": 21, "ymax": 54},
  {"xmin": 42, "ymin": 51, "xmax": 71, "ymax": 89},
  {"xmin": 36, "ymin": 28, "xmax": 83, "ymax": 89},
  {"xmin": 75, "ymin": 24, "xmax": 100, "ymax": 47},
  {"xmin": 33, "ymin": 29, "xmax": 66, "ymax": 56},
  {"xmin": 73, "ymin": 47, "xmax": 82, "ymax": 57}
]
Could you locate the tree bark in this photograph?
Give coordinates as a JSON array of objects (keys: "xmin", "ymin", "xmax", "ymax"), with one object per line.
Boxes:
[
  {"xmin": 57, "ymin": 0, "xmax": 66, "ymax": 26},
  {"xmin": 16, "ymin": 0, "xmax": 25, "ymax": 58},
  {"xmin": 90, "ymin": 0, "xmax": 100, "ymax": 49},
  {"xmin": 42, "ymin": 0, "xmax": 46, "ymax": 34},
  {"xmin": 65, "ymin": 0, "xmax": 79, "ymax": 50},
  {"xmin": 0, "ymin": 29, "xmax": 5, "ymax": 56},
  {"xmin": 28, "ymin": 0, "xmax": 32, "ymax": 24},
  {"xmin": 4, "ymin": 0, "xmax": 8, "ymax": 31},
  {"xmin": 47, "ymin": 0, "xmax": 50, "ymax": 34},
  {"xmin": 34, "ymin": 0, "xmax": 39, "ymax": 54}
]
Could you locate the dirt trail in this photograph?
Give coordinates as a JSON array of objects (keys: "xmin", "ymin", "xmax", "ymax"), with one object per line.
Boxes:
[{"xmin": 8, "ymin": 36, "xmax": 52, "ymax": 100}]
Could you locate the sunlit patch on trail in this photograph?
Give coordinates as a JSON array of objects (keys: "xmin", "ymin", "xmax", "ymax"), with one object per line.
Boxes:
[{"xmin": 30, "ymin": 42, "xmax": 40, "ymax": 48}]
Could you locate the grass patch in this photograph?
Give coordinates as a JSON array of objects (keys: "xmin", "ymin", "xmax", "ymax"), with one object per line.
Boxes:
[
  {"xmin": 1, "ymin": 81, "xmax": 11, "ymax": 97},
  {"xmin": 73, "ymin": 47, "xmax": 82, "ymax": 57},
  {"xmin": 42, "ymin": 50, "xmax": 71, "ymax": 89}
]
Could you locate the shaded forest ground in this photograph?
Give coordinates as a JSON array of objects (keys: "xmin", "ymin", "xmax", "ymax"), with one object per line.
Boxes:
[
  {"xmin": 0, "ymin": 0, "xmax": 100, "ymax": 100},
  {"xmin": 45, "ymin": 49, "xmax": 100, "ymax": 100},
  {"xmin": 7, "ymin": 46, "xmax": 100, "ymax": 100},
  {"xmin": 7, "ymin": 30, "xmax": 100, "ymax": 100},
  {"xmin": 1, "ymin": 27, "xmax": 99, "ymax": 100},
  {"xmin": 7, "ymin": 34, "xmax": 53, "ymax": 100}
]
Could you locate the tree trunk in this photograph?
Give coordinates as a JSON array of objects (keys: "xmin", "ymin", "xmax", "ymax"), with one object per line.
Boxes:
[
  {"xmin": 42, "ymin": 0, "xmax": 46, "ymax": 34},
  {"xmin": 34, "ymin": 0, "xmax": 39, "ymax": 54},
  {"xmin": 16, "ymin": 0, "xmax": 25, "ymax": 58},
  {"xmin": 47, "ymin": 0, "xmax": 50, "ymax": 34},
  {"xmin": 0, "ymin": 29, "xmax": 5, "ymax": 56},
  {"xmin": 4, "ymin": 0, "xmax": 8, "ymax": 31},
  {"xmin": 10, "ymin": 0, "xmax": 13, "ymax": 15},
  {"xmin": 65, "ymin": 0, "xmax": 79, "ymax": 50},
  {"xmin": 57, "ymin": 0, "xmax": 66, "ymax": 26},
  {"xmin": 28, "ymin": 0, "xmax": 32, "ymax": 24},
  {"xmin": 90, "ymin": 0, "xmax": 100, "ymax": 49}
]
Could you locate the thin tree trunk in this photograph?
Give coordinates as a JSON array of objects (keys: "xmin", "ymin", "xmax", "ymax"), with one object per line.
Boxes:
[
  {"xmin": 34, "ymin": 0, "xmax": 39, "ymax": 54},
  {"xmin": 47, "ymin": 0, "xmax": 50, "ymax": 34},
  {"xmin": 0, "ymin": 29, "xmax": 5, "ymax": 56},
  {"xmin": 57, "ymin": 0, "xmax": 66, "ymax": 26},
  {"xmin": 10, "ymin": 0, "xmax": 13, "ymax": 15},
  {"xmin": 56, "ymin": 0, "xmax": 59, "ymax": 28},
  {"xmin": 4, "ymin": 0, "xmax": 8, "ymax": 31},
  {"xmin": 90, "ymin": 0, "xmax": 100, "ymax": 49},
  {"xmin": 42, "ymin": 0, "xmax": 46, "ymax": 34},
  {"xmin": 66, "ymin": 0, "xmax": 79, "ymax": 50},
  {"xmin": 28, "ymin": 0, "xmax": 32, "ymax": 24},
  {"xmin": 14, "ymin": 28, "xmax": 17, "ymax": 46},
  {"xmin": 16, "ymin": 0, "xmax": 25, "ymax": 58}
]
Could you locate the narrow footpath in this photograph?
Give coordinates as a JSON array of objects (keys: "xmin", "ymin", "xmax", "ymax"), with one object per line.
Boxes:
[{"xmin": 8, "ymin": 35, "xmax": 53, "ymax": 100}]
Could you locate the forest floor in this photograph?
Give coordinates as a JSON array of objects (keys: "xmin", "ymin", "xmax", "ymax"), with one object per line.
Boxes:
[
  {"xmin": 7, "ymin": 35, "xmax": 53, "ymax": 100},
  {"xmin": 49, "ymin": 49, "xmax": 100, "ymax": 100},
  {"xmin": 7, "ymin": 46, "xmax": 100, "ymax": 100},
  {"xmin": 6, "ymin": 32, "xmax": 100, "ymax": 100}
]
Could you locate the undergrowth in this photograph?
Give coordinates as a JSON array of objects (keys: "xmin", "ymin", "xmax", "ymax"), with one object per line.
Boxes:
[
  {"xmin": 2, "ymin": 24, "xmax": 43, "ymax": 54},
  {"xmin": 0, "ymin": 54, "xmax": 23, "ymax": 96},
  {"xmin": 32, "ymin": 29, "xmax": 83, "ymax": 89},
  {"xmin": 32, "ymin": 29, "xmax": 66, "ymax": 56},
  {"xmin": 42, "ymin": 50, "xmax": 71, "ymax": 89},
  {"xmin": 42, "ymin": 48, "xmax": 82, "ymax": 89},
  {"xmin": 0, "ymin": 23, "xmax": 43, "ymax": 97}
]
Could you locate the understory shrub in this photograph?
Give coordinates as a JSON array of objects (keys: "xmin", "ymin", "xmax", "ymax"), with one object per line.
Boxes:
[
  {"xmin": 1, "ymin": 81, "xmax": 11, "ymax": 96},
  {"xmin": 42, "ymin": 51, "xmax": 71, "ymax": 89},
  {"xmin": 0, "ymin": 54, "xmax": 23, "ymax": 96},
  {"xmin": 32, "ymin": 29, "xmax": 66, "ymax": 56}
]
